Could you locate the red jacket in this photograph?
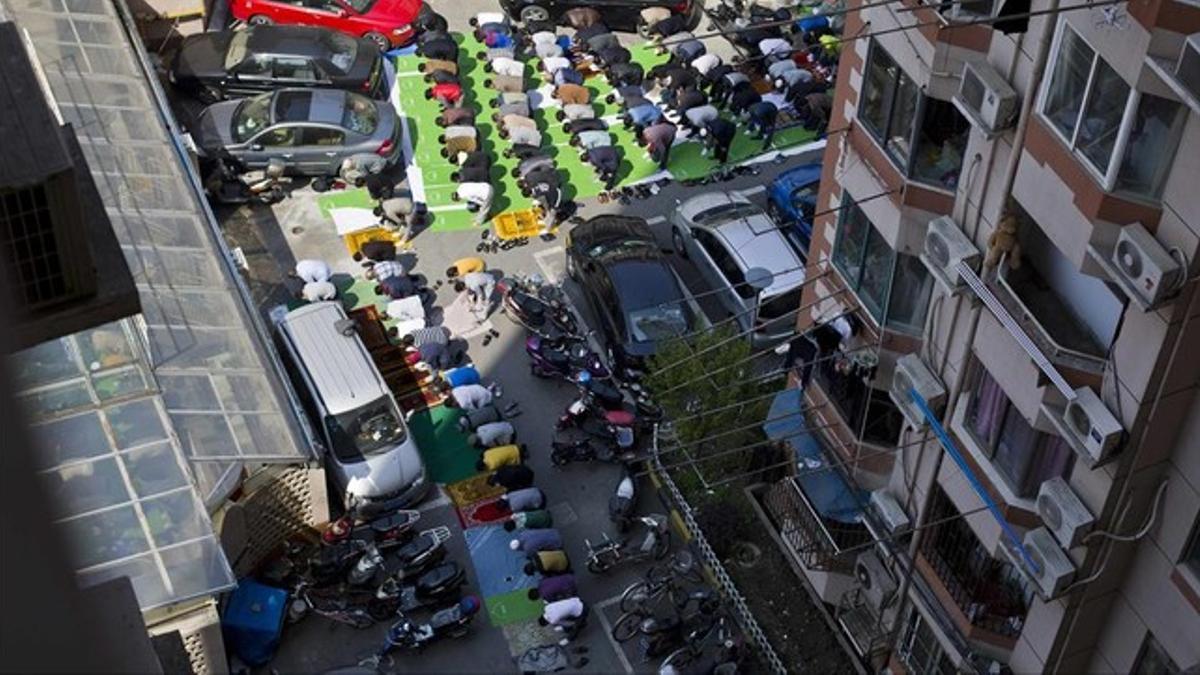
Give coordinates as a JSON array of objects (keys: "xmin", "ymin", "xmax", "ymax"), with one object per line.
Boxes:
[{"xmin": 431, "ymin": 82, "xmax": 462, "ymax": 104}]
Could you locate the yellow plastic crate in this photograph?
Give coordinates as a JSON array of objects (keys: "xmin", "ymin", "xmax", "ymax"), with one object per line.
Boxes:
[
  {"xmin": 342, "ymin": 226, "xmax": 400, "ymax": 256},
  {"xmin": 492, "ymin": 208, "xmax": 542, "ymax": 240}
]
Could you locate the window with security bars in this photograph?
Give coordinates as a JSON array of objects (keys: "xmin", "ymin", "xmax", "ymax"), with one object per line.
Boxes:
[
  {"xmin": 897, "ymin": 607, "xmax": 956, "ymax": 675},
  {"xmin": 1, "ymin": 184, "xmax": 69, "ymax": 309}
]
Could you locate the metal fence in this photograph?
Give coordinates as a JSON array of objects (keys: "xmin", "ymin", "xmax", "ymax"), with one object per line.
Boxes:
[{"xmin": 653, "ymin": 425, "xmax": 789, "ymax": 675}]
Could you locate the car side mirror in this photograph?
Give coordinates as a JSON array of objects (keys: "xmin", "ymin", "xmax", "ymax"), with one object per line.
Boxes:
[
  {"xmin": 336, "ymin": 8, "xmax": 347, "ymax": 17},
  {"xmin": 249, "ymin": 143, "xmax": 263, "ymax": 151}
]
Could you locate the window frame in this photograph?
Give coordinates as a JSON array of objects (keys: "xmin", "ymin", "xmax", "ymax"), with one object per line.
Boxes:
[
  {"xmin": 1182, "ymin": 519, "xmax": 1200, "ymax": 576},
  {"xmin": 1037, "ymin": 22, "xmax": 1183, "ymax": 200},
  {"xmin": 897, "ymin": 607, "xmax": 956, "ymax": 675},
  {"xmin": 859, "ymin": 41, "xmax": 968, "ymax": 191},
  {"xmin": 1132, "ymin": 632, "xmax": 1180, "ymax": 674},
  {"xmin": 830, "ymin": 193, "xmax": 932, "ymax": 335}
]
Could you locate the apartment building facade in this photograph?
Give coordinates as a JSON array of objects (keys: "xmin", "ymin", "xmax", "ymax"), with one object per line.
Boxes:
[{"xmin": 760, "ymin": 0, "xmax": 1200, "ymax": 672}]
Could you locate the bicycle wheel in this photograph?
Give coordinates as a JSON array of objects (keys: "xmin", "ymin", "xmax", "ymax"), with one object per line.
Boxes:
[
  {"xmin": 619, "ymin": 581, "xmax": 653, "ymax": 614},
  {"xmin": 611, "ymin": 611, "xmax": 642, "ymax": 643},
  {"xmin": 661, "ymin": 645, "xmax": 700, "ymax": 672}
]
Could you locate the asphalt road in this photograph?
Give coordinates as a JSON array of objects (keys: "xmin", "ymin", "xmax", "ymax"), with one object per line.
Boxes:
[{"xmin": 200, "ymin": 2, "xmax": 825, "ymax": 672}]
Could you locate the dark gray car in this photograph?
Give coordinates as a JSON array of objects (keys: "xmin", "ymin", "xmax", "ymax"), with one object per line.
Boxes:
[{"xmin": 190, "ymin": 88, "xmax": 399, "ymax": 176}]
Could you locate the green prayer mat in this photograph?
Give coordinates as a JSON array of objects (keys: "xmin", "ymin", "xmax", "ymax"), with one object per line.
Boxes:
[
  {"xmin": 407, "ymin": 406, "xmax": 478, "ymax": 484},
  {"xmin": 316, "ymin": 187, "xmax": 374, "ymax": 219},
  {"xmin": 485, "ymin": 588, "xmax": 546, "ymax": 627}
]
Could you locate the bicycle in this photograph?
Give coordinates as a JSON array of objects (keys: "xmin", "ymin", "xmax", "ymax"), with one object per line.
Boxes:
[
  {"xmin": 619, "ymin": 551, "xmax": 705, "ymax": 614},
  {"xmin": 611, "ymin": 559, "xmax": 716, "ymax": 643},
  {"xmin": 660, "ymin": 614, "xmax": 742, "ymax": 673}
]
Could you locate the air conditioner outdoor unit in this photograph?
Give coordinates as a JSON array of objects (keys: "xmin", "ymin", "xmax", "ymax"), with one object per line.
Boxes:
[
  {"xmin": 889, "ymin": 354, "xmax": 947, "ymax": 427},
  {"xmin": 953, "ymin": 61, "xmax": 1019, "ymax": 135},
  {"xmin": 870, "ymin": 489, "xmax": 912, "ymax": 536},
  {"xmin": 921, "ymin": 215, "xmax": 981, "ymax": 296},
  {"xmin": 1176, "ymin": 33, "xmax": 1200, "ymax": 103},
  {"xmin": 1037, "ymin": 477, "xmax": 1095, "ymax": 549},
  {"xmin": 1110, "ymin": 223, "xmax": 1183, "ymax": 310},
  {"xmin": 855, "ymin": 550, "xmax": 898, "ymax": 611},
  {"xmin": 1006, "ymin": 527, "xmax": 1076, "ymax": 601},
  {"xmin": 1057, "ymin": 387, "xmax": 1124, "ymax": 467}
]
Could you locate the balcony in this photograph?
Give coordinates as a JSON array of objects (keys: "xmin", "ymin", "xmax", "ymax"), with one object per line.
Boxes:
[
  {"xmin": 861, "ymin": 0, "xmax": 992, "ymax": 101},
  {"xmin": 916, "ymin": 488, "xmax": 1030, "ymax": 650},
  {"xmin": 836, "ymin": 588, "xmax": 894, "ymax": 661},
  {"xmin": 813, "ymin": 357, "xmax": 906, "ymax": 448},
  {"xmin": 991, "ymin": 260, "xmax": 1109, "ymax": 375}
]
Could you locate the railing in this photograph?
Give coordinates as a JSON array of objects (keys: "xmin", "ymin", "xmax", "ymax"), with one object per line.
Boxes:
[
  {"xmin": 991, "ymin": 258, "xmax": 1108, "ymax": 374},
  {"xmin": 835, "ymin": 588, "xmax": 893, "ymax": 660},
  {"xmin": 762, "ymin": 478, "xmax": 872, "ymax": 573},
  {"xmin": 812, "ymin": 361, "xmax": 904, "ymax": 448},
  {"xmin": 918, "ymin": 515, "xmax": 1029, "ymax": 639}
]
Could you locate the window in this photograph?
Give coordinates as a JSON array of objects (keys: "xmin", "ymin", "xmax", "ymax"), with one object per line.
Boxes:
[
  {"xmin": 694, "ymin": 229, "xmax": 753, "ymax": 299},
  {"xmin": 831, "ymin": 195, "xmax": 933, "ymax": 333},
  {"xmin": 898, "ymin": 608, "xmax": 956, "ymax": 675},
  {"xmin": 859, "ymin": 42, "xmax": 969, "ymax": 189},
  {"xmin": 258, "ymin": 127, "xmax": 297, "ymax": 147},
  {"xmin": 342, "ymin": 92, "xmax": 378, "ymax": 134},
  {"xmin": 790, "ymin": 184, "xmax": 817, "ymax": 224},
  {"xmin": 273, "ymin": 57, "xmax": 317, "ymax": 81},
  {"xmin": 1183, "ymin": 521, "xmax": 1200, "ymax": 575},
  {"xmin": 1040, "ymin": 25, "xmax": 1186, "ymax": 199},
  {"xmin": 964, "ymin": 359, "xmax": 1074, "ymax": 498},
  {"xmin": 300, "ymin": 127, "xmax": 345, "ymax": 146},
  {"xmin": 1, "ymin": 184, "xmax": 68, "ymax": 308},
  {"xmin": 1133, "ymin": 634, "xmax": 1179, "ymax": 674}
]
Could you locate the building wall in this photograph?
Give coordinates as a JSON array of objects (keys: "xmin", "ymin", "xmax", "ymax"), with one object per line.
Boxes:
[{"xmin": 795, "ymin": 0, "xmax": 1200, "ymax": 670}]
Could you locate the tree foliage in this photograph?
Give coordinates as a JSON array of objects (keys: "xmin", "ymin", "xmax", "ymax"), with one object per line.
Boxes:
[{"xmin": 645, "ymin": 326, "xmax": 776, "ymax": 493}]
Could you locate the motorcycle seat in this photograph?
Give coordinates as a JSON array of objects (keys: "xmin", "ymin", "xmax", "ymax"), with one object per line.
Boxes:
[
  {"xmin": 604, "ymin": 410, "xmax": 636, "ymax": 427},
  {"xmin": 371, "ymin": 510, "xmax": 417, "ymax": 535},
  {"xmin": 429, "ymin": 596, "xmax": 481, "ymax": 630},
  {"xmin": 417, "ymin": 562, "xmax": 462, "ymax": 593},
  {"xmin": 544, "ymin": 349, "xmax": 570, "ymax": 368}
]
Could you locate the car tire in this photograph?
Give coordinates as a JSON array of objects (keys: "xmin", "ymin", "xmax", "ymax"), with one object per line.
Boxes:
[
  {"xmin": 247, "ymin": 14, "xmax": 272, "ymax": 25},
  {"xmin": 364, "ymin": 31, "xmax": 390, "ymax": 52},
  {"xmin": 671, "ymin": 227, "xmax": 688, "ymax": 259},
  {"xmin": 519, "ymin": 4, "xmax": 550, "ymax": 24}
]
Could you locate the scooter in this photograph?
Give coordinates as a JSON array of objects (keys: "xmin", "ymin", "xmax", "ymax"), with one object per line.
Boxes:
[
  {"xmin": 350, "ymin": 527, "xmax": 452, "ymax": 588},
  {"xmin": 299, "ymin": 583, "xmax": 379, "ymax": 629},
  {"xmin": 322, "ymin": 509, "xmax": 421, "ymax": 548},
  {"xmin": 497, "ymin": 276, "xmax": 580, "ymax": 339},
  {"xmin": 368, "ymin": 597, "xmax": 482, "ymax": 660},
  {"xmin": 609, "ymin": 468, "xmax": 639, "ymax": 533},
  {"xmin": 585, "ymin": 514, "xmax": 671, "ymax": 573},
  {"xmin": 308, "ymin": 539, "xmax": 370, "ymax": 586},
  {"xmin": 368, "ymin": 562, "xmax": 468, "ymax": 620},
  {"xmin": 526, "ymin": 334, "xmax": 610, "ymax": 381},
  {"xmin": 550, "ymin": 434, "xmax": 638, "ymax": 467}
]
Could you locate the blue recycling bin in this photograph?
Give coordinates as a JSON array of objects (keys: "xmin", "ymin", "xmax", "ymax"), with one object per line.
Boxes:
[{"xmin": 223, "ymin": 580, "xmax": 288, "ymax": 666}]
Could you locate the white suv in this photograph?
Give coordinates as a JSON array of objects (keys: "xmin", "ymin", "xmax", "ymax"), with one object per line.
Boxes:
[{"xmin": 670, "ymin": 192, "xmax": 807, "ymax": 348}]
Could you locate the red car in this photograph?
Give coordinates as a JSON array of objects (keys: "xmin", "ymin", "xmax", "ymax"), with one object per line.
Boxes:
[{"xmin": 230, "ymin": 0, "xmax": 421, "ymax": 51}]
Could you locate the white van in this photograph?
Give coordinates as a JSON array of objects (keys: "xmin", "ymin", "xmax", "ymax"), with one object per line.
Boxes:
[{"xmin": 276, "ymin": 302, "xmax": 428, "ymax": 514}]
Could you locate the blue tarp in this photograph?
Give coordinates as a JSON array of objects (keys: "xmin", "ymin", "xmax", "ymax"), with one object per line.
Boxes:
[
  {"xmin": 222, "ymin": 580, "xmax": 287, "ymax": 666},
  {"xmin": 763, "ymin": 388, "xmax": 868, "ymax": 525}
]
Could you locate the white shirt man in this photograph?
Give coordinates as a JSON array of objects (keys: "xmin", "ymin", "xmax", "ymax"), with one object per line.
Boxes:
[
  {"xmin": 450, "ymin": 383, "xmax": 493, "ymax": 410},
  {"xmin": 295, "ymin": 259, "xmax": 331, "ymax": 284},
  {"xmin": 455, "ymin": 182, "xmax": 494, "ymax": 225},
  {"xmin": 371, "ymin": 259, "xmax": 405, "ymax": 281},
  {"xmin": 301, "ymin": 280, "xmax": 336, "ymax": 302}
]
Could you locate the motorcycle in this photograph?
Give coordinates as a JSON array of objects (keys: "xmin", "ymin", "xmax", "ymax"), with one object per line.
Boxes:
[
  {"xmin": 526, "ymin": 334, "xmax": 610, "ymax": 381},
  {"xmin": 368, "ymin": 562, "xmax": 467, "ymax": 620},
  {"xmin": 550, "ymin": 433, "xmax": 638, "ymax": 467},
  {"xmin": 497, "ymin": 276, "xmax": 580, "ymax": 339},
  {"xmin": 585, "ymin": 514, "xmax": 671, "ymax": 573},
  {"xmin": 322, "ymin": 509, "xmax": 421, "ymax": 548},
  {"xmin": 299, "ymin": 583, "xmax": 379, "ymax": 629},
  {"xmin": 308, "ymin": 539, "xmax": 370, "ymax": 586},
  {"xmin": 367, "ymin": 596, "xmax": 482, "ymax": 660}
]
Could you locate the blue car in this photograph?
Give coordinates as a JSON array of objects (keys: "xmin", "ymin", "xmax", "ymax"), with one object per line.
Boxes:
[{"xmin": 766, "ymin": 163, "xmax": 822, "ymax": 259}]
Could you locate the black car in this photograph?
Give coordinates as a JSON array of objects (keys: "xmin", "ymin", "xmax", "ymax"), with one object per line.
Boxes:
[
  {"xmin": 169, "ymin": 26, "xmax": 383, "ymax": 104},
  {"xmin": 500, "ymin": 0, "xmax": 701, "ymax": 34},
  {"xmin": 566, "ymin": 216, "xmax": 706, "ymax": 374}
]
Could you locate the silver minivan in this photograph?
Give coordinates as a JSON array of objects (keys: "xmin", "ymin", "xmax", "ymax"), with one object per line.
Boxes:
[
  {"xmin": 276, "ymin": 302, "xmax": 428, "ymax": 513},
  {"xmin": 670, "ymin": 192, "xmax": 807, "ymax": 348}
]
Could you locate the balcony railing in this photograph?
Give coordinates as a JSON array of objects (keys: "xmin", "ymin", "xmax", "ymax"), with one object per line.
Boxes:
[
  {"xmin": 812, "ymin": 353, "xmax": 905, "ymax": 448},
  {"xmin": 762, "ymin": 477, "xmax": 873, "ymax": 573},
  {"xmin": 917, "ymin": 508, "xmax": 1029, "ymax": 640},
  {"xmin": 991, "ymin": 258, "xmax": 1108, "ymax": 374},
  {"xmin": 836, "ymin": 588, "xmax": 893, "ymax": 660}
]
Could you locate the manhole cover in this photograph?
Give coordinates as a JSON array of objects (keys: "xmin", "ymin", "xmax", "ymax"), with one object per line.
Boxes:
[{"xmin": 731, "ymin": 542, "xmax": 762, "ymax": 568}]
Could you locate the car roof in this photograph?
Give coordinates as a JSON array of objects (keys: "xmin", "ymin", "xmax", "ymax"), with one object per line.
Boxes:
[
  {"xmin": 246, "ymin": 26, "xmax": 350, "ymax": 60},
  {"xmin": 696, "ymin": 193, "xmax": 806, "ymax": 296},
  {"xmin": 606, "ymin": 258, "xmax": 686, "ymax": 311},
  {"xmin": 572, "ymin": 215, "xmax": 655, "ymax": 251},
  {"xmin": 273, "ymin": 89, "xmax": 346, "ymax": 125},
  {"xmin": 277, "ymin": 302, "xmax": 388, "ymax": 416}
]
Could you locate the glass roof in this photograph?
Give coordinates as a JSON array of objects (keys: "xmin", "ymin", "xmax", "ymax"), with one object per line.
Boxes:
[
  {"xmin": 13, "ymin": 320, "xmax": 235, "ymax": 610},
  {"xmin": 6, "ymin": 0, "xmax": 315, "ymax": 478}
]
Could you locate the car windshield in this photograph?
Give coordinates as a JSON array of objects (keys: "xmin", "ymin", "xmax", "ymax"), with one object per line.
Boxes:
[
  {"xmin": 324, "ymin": 396, "xmax": 406, "ymax": 461},
  {"xmin": 233, "ymin": 93, "xmax": 272, "ymax": 142},
  {"xmin": 324, "ymin": 32, "xmax": 358, "ymax": 72},
  {"xmin": 342, "ymin": 92, "xmax": 378, "ymax": 134},
  {"xmin": 692, "ymin": 202, "xmax": 762, "ymax": 226},
  {"xmin": 224, "ymin": 31, "xmax": 250, "ymax": 70},
  {"xmin": 628, "ymin": 304, "xmax": 692, "ymax": 342},
  {"xmin": 758, "ymin": 287, "xmax": 804, "ymax": 323},
  {"xmin": 344, "ymin": 0, "xmax": 375, "ymax": 12},
  {"xmin": 586, "ymin": 238, "xmax": 654, "ymax": 259}
]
